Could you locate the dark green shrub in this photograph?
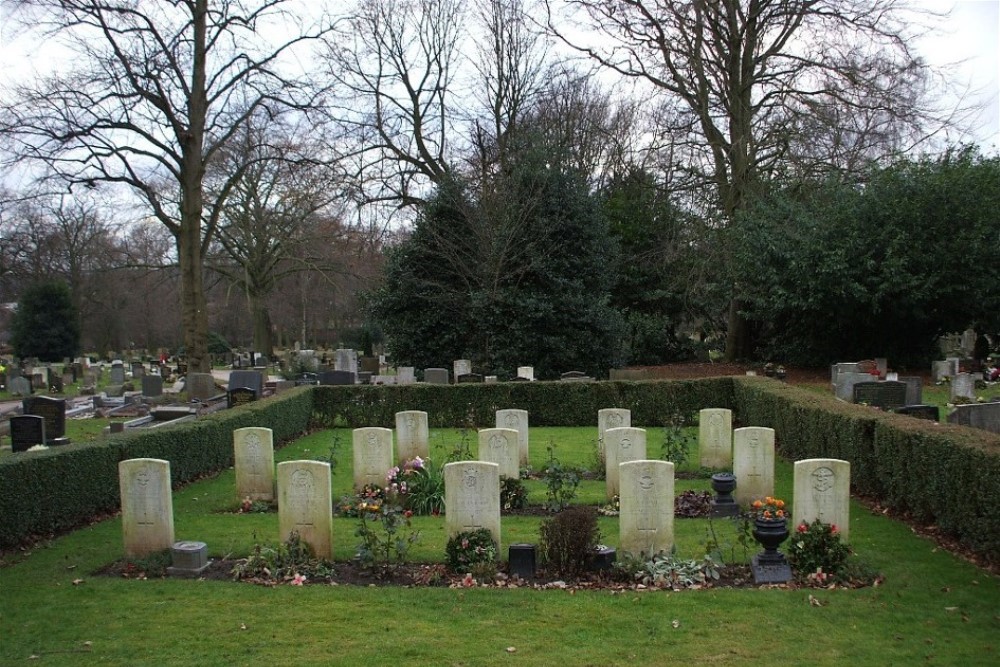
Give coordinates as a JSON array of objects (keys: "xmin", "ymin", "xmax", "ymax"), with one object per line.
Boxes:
[
  {"xmin": 445, "ymin": 528, "xmax": 498, "ymax": 573},
  {"xmin": 539, "ymin": 505, "xmax": 601, "ymax": 578}
]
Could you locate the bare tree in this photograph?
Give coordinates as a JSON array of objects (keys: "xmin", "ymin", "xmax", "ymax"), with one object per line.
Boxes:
[
  {"xmin": 208, "ymin": 115, "xmax": 352, "ymax": 356},
  {"xmin": 544, "ymin": 0, "xmax": 948, "ymax": 359},
  {"xmin": 0, "ymin": 0, "xmax": 330, "ymax": 371}
]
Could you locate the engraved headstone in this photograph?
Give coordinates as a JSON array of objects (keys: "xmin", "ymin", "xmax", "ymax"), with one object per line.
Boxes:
[
  {"xmin": 698, "ymin": 408, "xmax": 733, "ymax": 469},
  {"xmin": 951, "ymin": 373, "xmax": 976, "ymax": 401},
  {"xmin": 119, "ymin": 458, "xmax": 174, "ymax": 557},
  {"xmin": 109, "ymin": 365, "xmax": 126, "ymax": 385},
  {"xmin": 424, "ymin": 368, "xmax": 449, "ymax": 385},
  {"xmin": 733, "ymin": 427, "xmax": 775, "ymax": 506},
  {"xmin": 334, "ymin": 348, "xmax": 358, "ymax": 374},
  {"xmin": 932, "ymin": 360, "xmax": 953, "ymax": 382},
  {"xmin": 477, "ymin": 428, "xmax": 520, "ymax": 480},
  {"xmin": 142, "ymin": 375, "xmax": 164, "ymax": 398},
  {"xmin": 597, "ymin": 408, "xmax": 631, "ymax": 457},
  {"xmin": 395, "ymin": 410, "xmax": 429, "ymax": 464},
  {"xmin": 22, "ymin": 395, "xmax": 66, "ymax": 441},
  {"xmin": 10, "ymin": 415, "xmax": 45, "ymax": 452},
  {"xmin": 186, "ymin": 372, "xmax": 217, "ymax": 401},
  {"xmin": 228, "ymin": 386, "xmax": 257, "ymax": 409},
  {"xmin": 516, "ymin": 366, "xmax": 534, "ymax": 381},
  {"xmin": 456, "ymin": 373, "xmax": 483, "ymax": 383},
  {"xmin": 899, "ymin": 376, "xmax": 923, "ymax": 405},
  {"xmin": 835, "ymin": 372, "xmax": 875, "ymax": 401},
  {"xmin": 228, "ymin": 370, "xmax": 264, "ymax": 398},
  {"xmin": 352, "ymin": 427, "xmax": 394, "ymax": 492},
  {"xmin": 234, "ymin": 427, "xmax": 275, "ymax": 501},
  {"xmin": 453, "ymin": 359, "xmax": 472, "ymax": 380},
  {"xmin": 619, "ymin": 460, "xmax": 674, "ymax": 558},
  {"xmin": 793, "ymin": 458, "xmax": 851, "ymax": 542},
  {"xmin": 9, "ymin": 376, "xmax": 31, "ymax": 397},
  {"xmin": 396, "ymin": 367, "xmax": 416, "ymax": 384},
  {"xmin": 443, "ymin": 461, "xmax": 500, "ymax": 545},
  {"xmin": 359, "ymin": 356, "xmax": 380, "ymax": 374},
  {"xmin": 852, "ymin": 381, "xmax": 907, "ymax": 409},
  {"xmin": 604, "ymin": 427, "xmax": 648, "ymax": 499},
  {"xmin": 947, "ymin": 402, "xmax": 1000, "ymax": 434},
  {"xmin": 277, "ymin": 460, "xmax": 333, "ymax": 559},
  {"xmin": 495, "ymin": 409, "xmax": 529, "ymax": 467}
]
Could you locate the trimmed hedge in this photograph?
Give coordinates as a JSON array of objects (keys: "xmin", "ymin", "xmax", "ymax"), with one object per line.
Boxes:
[
  {"xmin": 732, "ymin": 376, "xmax": 1000, "ymax": 563},
  {"xmin": 0, "ymin": 387, "xmax": 314, "ymax": 549}
]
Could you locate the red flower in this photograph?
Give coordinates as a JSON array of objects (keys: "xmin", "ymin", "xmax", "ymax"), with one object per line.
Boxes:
[
  {"xmin": 797, "ymin": 523, "xmax": 808, "ymax": 533},
  {"xmin": 404, "ymin": 510, "xmax": 413, "ymax": 519},
  {"xmin": 830, "ymin": 524, "xmax": 838, "ymax": 534}
]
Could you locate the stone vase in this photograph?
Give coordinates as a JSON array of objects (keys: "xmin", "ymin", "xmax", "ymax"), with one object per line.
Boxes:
[{"xmin": 752, "ymin": 517, "xmax": 790, "ymax": 564}]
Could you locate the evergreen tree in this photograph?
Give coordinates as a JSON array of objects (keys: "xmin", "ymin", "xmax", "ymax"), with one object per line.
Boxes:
[{"xmin": 11, "ymin": 281, "xmax": 81, "ymax": 361}]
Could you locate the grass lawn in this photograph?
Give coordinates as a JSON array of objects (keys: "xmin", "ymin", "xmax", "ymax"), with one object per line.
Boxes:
[{"xmin": 1, "ymin": 425, "xmax": 998, "ymax": 666}]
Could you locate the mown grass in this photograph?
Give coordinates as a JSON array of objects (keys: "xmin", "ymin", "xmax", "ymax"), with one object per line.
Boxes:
[{"xmin": 1, "ymin": 426, "xmax": 998, "ymax": 666}]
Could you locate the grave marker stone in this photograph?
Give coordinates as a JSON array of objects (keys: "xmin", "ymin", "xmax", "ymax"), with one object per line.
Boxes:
[
  {"xmin": 835, "ymin": 372, "xmax": 875, "ymax": 401},
  {"xmin": 604, "ymin": 427, "xmax": 647, "ymax": 499},
  {"xmin": 899, "ymin": 376, "xmax": 923, "ymax": 405},
  {"xmin": 516, "ymin": 366, "xmax": 534, "ymax": 381},
  {"xmin": 396, "ymin": 367, "xmax": 416, "ymax": 384},
  {"xmin": 352, "ymin": 427, "xmax": 394, "ymax": 492},
  {"xmin": 109, "ymin": 365, "xmax": 126, "ymax": 385},
  {"xmin": 893, "ymin": 404, "xmax": 939, "ymax": 421},
  {"xmin": 698, "ymin": 408, "xmax": 733, "ymax": 469},
  {"xmin": 947, "ymin": 402, "xmax": 1000, "ymax": 434},
  {"xmin": 227, "ymin": 386, "xmax": 257, "ymax": 409},
  {"xmin": 559, "ymin": 371, "xmax": 592, "ymax": 382},
  {"xmin": 142, "ymin": 375, "xmax": 164, "ymax": 398},
  {"xmin": 597, "ymin": 408, "xmax": 631, "ymax": 456},
  {"xmin": 477, "ymin": 428, "xmax": 520, "ymax": 480},
  {"xmin": 22, "ymin": 395, "xmax": 66, "ymax": 441},
  {"xmin": 619, "ymin": 460, "xmax": 674, "ymax": 558},
  {"xmin": 733, "ymin": 427, "xmax": 775, "ymax": 506},
  {"xmin": 453, "ymin": 359, "xmax": 472, "ymax": 380},
  {"xmin": 228, "ymin": 370, "xmax": 264, "ymax": 398},
  {"xmin": 335, "ymin": 348, "xmax": 358, "ymax": 373},
  {"xmin": 456, "ymin": 373, "xmax": 483, "ymax": 383},
  {"xmin": 10, "ymin": 415, "xmax": 45, "ymax": 452},
  {"xmin": 443, "ymin": 461, "xmax": 500, "ymax": 545},
  {"xmin": 932, "ymin": 360, "xmax": 953, "ymax": 382},
  {"xmin": 951, "ymin": 373, "xmax": 976, "ymax": 401},
  {"xmin": 119, "ymin": 458, "xmax": 174, "ymax": 557},
  {"xmin": 318, "ymin": 370, "xmax": 355, "ymax": 385},
  {"xmin": 131, "ymin": 362, "xmax": 145, "ymax": 378},
  {"xmin": 424, "ymin": 368, "xmax": 449, "ymax": 385},
  {"xmin": 186, "ymin": 372, "xmax": 217, "ymax": 400},
  {"xmin": 359, "ymin": 356, "xmax": 380, "ymax": 374},
  {"xmin": 793, "ymin": 458, "xmax": 851, "ymax": 542},
  {"xmin": 277, "ymin": 460, "xmax": 333, "ymax": 559},
  {"xmin": 234, "ymin": 427, "xmax": 275, "ymax": 501},
  {"xmin": 496, "ymin": 409, "xmax": 529, "ymax": 467},
  {"xmin": 395, "ymin": 410, "xmax": 429, "ymax": 463},
  {"xmin": 9, "ymin": 376, "xmax": 31, "ymax": 397},
  {"xmin": 852, "ymin": 381, "xmax": 907, "ymax": 409}
]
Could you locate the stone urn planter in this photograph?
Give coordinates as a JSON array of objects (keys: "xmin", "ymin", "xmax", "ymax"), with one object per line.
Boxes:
[{"xmin": 751, "ymin": 517, "xmax": 792, "ymax": 584}]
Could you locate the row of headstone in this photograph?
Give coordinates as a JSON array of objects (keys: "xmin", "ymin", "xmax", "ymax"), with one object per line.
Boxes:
[{"xmin": 933, "ymin": 357, "xmax": 962, "ymax": 382}]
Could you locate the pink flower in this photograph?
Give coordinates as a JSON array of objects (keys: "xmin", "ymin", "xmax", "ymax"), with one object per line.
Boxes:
[
  {"xmin": 412, "ymin": 456, "xmax": 424, "ymax": 469},
  {"xmin": 830, "ymin": 524, "xmax": 838, "ymax": 534},
  {"xmin": 462, "ymin": 573, "xmax": 475, "ymax": 587},
  {"xmin": 291, "ymin": 573, "xmax": 306, "ymax": 586},
  {"xmin": 797, "ymin": 523, "xmax": 808, "ymax": 533},
  {"xmin": 404, "ymin": 510, "xmax": 413, "ymax": 519}
]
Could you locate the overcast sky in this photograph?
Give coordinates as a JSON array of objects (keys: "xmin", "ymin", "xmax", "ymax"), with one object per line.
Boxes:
[{"xmin": 1, "ymin": 0, "xmax": 997, "ymax": 154}]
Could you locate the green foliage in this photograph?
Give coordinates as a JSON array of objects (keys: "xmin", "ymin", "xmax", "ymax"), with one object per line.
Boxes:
[
  {"xmin": 389, "ymin": 457, "xmax": 445, "ymax": 516},
  {"xmin": 369, "ymin": 154, "xmax": 620, "ymax": 379},
  {"xmin": 541, "ymin": 442, "xmax": 581, "ymax": 511},
  {"xmin": 660, "ymin": 409, "xmax": 693, "ymax": 466},
  {"xmin": 231, "ymin": 531, "xmax": 335, "ymax": 583},
  {"xmin": 787, "ymin": 519, "xmax": 851, "ymax": 582},
  {"xmin": 354, "ymin": 502, "xmax": 420, "ymax": 578},
  {"xmin": 445, "ymin": 528, "xmax": 498, "ymax": 572},
  {"xmin": 500, "ymin": 476, "xmax": 528, "ymax": 511},
  {"xmin": 732, "ymin": 147, "xmax": 1000, "ymax": 364},
  {"xmin": 207, "ymin": 331, "xmax": 231, "ymax": 355},
  {"xmin": 539, "ymin": 505, "xmax": 601, "ymax": 578},
  {"xmin": 10, "ymin": 280, "xmax": 80, "ymax": 361},
  {"xmin": 615, "ymin": 551, "xmax": 721, "ymax": 589}
]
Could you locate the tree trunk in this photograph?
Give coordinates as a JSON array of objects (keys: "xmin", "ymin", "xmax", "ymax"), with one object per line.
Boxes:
[
  {"xmin": 724, "ymin": 297, "xmax": 752, "ymax": 362},
  {"xmin": 251, "ymin": 293, "xmax": 274, "ymax": 358},
  {"xmin": 177, "ymin": 221, "xmax": 210, "ymax": 372}
]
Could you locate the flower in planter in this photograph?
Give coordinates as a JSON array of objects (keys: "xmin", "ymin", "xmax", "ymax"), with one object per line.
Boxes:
[
  {"xmin": 290, "ymin": 573, "xmax": 307, "ymax": 586},
  {"xmin": 751, "ymin": 496, "xmax": 787, "ymax": 520}
]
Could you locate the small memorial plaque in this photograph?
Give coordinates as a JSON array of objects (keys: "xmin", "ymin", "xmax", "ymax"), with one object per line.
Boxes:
[{"xmin": 227, "ymin": 386, "xmax": 257, "ymax": 408}]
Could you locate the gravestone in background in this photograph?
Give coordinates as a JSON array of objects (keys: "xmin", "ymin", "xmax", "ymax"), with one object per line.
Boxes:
[
  {"xmin": 48, "ymin": 374, "xmax": 64, "ymax": 393},
  {"xmin": 443, "ymin": 461, "xmax": 500, "ymax": 545},
  {"xmin": 359, "ymin": 356, "xmax": 379, "ymax": 374},
  {"xmin": 951, "ymin": 373, "xmax": 976, "ymax": 401},
  {"xmin": 228, "ymin": 370, "xmax": 264, "ymax": 398},
  {"xmin": 453, "ymin": 359, "xmax": 472, "ymax": 380},
  {"xmin": 619, "ymin": 460, "xmax": 674, "ymax": 558},
  {"xmin": 516, "ymin": 366, "xmax": 534, "ymax": 381},
  {"xmin": 597, "ymin": 408, "xmax": 630, "ymax": 457},
  {"xmin": 698, "ymin": 408, "xmax": 733, "ymax": 469},
  {"xmin": 10, "ymin": 415, "xmax": 45, "ymax": 452},
  {"xmin": 109, "ymin": 364, "xmax": 126, "ymax": 385},
  {"xmin": 142, "ymin": 375, "xmax": 164, "ymax": 398},
  {"xmin": 457, "ymin": 373, "xmax": 483, "ymax": 383},
  {"xmin": 893, "ymin": 404, "xmax": 939, "ymax": 421},
  {"xmin": 835, "ymin": 372, "xmax": 874, "ymax": 401},
  {"xmin": 559, "ymin": 371, "xmax": 592, "ymax": 382},
  {"xmin": 186, "ymin": 373, "xmax": 217, "ymax": 400},
  {"xmin": 335, "ymin": 348, "xmax": 358, "ymax": 373},
  {"xmin": 396, "ymin": 367, "xmax": 416, "ymax": 384},
  {"xmin": 793, "ymin": 458, "xmax": 851, "ymax": 542},
  {"xmin": 604, "ymin": 427, "xmax": 647, "ymax": 499},
  {"xmin": 277, "ymin": 460, "xmax": 333, "ymax": 559},
  {"xmin": 234, "ymin": 427, "xmax": 275, "ymax": 501},
  {"xmin": 352, "ymin": 427, "xmax": 394, "ymax": 492},
  {"xmin": 394, "ymin": 410, "xmax": 429, "ymax": 464},
  {"xmin": 496, "ymin": 409, "xmax": 529, "ymax": 467},
  {"xmin": 9, "ymin": 376, "xmax": 31, "ymax": 397},
  {"xmin": 119, "ymin": 458, "xmax": 174, "ymax": 557},
  {"xmin": 932, "ymin": 360, "xmax": 953, "ymax": 382},
  {"xmin": 733, "ymin": 427, "xmax": 775, "ymax": 507},
  {"xmin": 22, "ymin": 395, "xmax": 67, "ymax": 442},
  {"xmin": 947, "ymin": 402, "xmax": 1000, "ymax": 434},
  {"xmin": 899, "ymin": 376, "xmax": 923, "ymax": 405},
  {"xmin": 852, "ymin": 381, "xmax": 907, "ymax": 409},
  {"xmin": 227, "ymin": 386, "xmax": 257, "ymax": 409},
  {"xmin": 477, "ymin": 428, "xmax": 520, "ymax": 480},
  {"xmin": 318, "ymin": 370, "xmax": 355, "ymax": 385},
  {"xmin": 424, "ymin": 368, "xmax": 449, "ymax": 385}
]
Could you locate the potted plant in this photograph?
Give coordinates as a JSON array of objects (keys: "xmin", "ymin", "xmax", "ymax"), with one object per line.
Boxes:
[{"xmin": 750, "ymin": 496, "xmax": 790, "ymax": 562}]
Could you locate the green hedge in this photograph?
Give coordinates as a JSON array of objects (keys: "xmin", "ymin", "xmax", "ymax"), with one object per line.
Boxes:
[
  {"xmin": 0, "ymin": 387, "xmax": 314, "ymax": 549},
  {"xmin": 732, "ymin": 377, "xmax": 1000, "ymax": 562},
  {"xmin": 311, "ymin": 378, "xmax": 735, "ymax": 428}
]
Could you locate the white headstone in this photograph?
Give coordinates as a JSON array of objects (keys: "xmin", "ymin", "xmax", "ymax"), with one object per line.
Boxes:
[
  {"xmin": 932, "ymin": 360, "xmax": 953, "ymax": 382},
  {"xmin": 397, "ymin": 367, "xmax": 416, "ymax": 384},
  {"xmin": 793, "ymin": 458, "xmax": 851, "ymax": 542},
  {"xmin": 277, "ymin": 460, "xmax": 333, "ymax": 559},
  {"xmin": 335, "ymin": 348, "xmax": 358, "ymax": 373},
  {"xmin": 444, "ymin": 461, "xmax": 500, "ymax": 546},
  {"xmin": 478, "ymin": 428, "xmax": 520, "ymax": 479},
  {"xmin": 951, "ymin": 373, "xmax": 976, "ymax": 401},
  {"xmin": 516, "ymin": 366, "xmax": 534, "ymax": 381},
  {"xmin": 732, "ymin": 427, "xmax": 775, "ymax": 506},
  {"xmin": 495, "ymin": 409, "xmax": 529, "ymax": 467},
  {"xmin": 604, "ymin": 427, "xmax": 647, "ymax": 499},
  {"xmin": 698, "ymin": 408, "xmax": 733, "ymax": 469},
  {"xmin": 392, "ymin": 411, "xmax": 427, "ymax": 465},
  {"xmin": 835, "ymin": 372, "xmax": 874, "ymax": 401},
  {"xmin": 453, "ymin": 359, "xmax": 472, "ymax": 379},
  {"xmin": 234, "ymin": 427, "xmax": 275, "ymax": 501},
  {"xmin": 619, "ymin": 460, "xmax": 674, "ymax": 558},
  {"xmin": 597, "ymin": 408, "xmax": 631, "ymax": 456},
  {"xmin": 119, "ymin": 458, "xmax": 174, "ymax": 557},
  {"xmin": 352, "ymin": 427, "xmax": 394, "ymax": 492}
]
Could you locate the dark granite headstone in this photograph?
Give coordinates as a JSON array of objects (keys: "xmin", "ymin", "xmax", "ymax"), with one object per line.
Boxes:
[
  {"xmin": 318, "ymin": 370, "xmax": 355, "ymax": 385},
  {"xmin": 109, "ymin": 365, "xmax": 126, "ymax": 385},
  {"xmin": 10, "ymin": 415, "xmax": 45, "ymax": 452},
  {"xmin": 423, "ymin": 368, "xmax": 449, "ymax": 384},
  {"xmin": 142, "ymin": 375, "xmax": 164, "ymax": 397},
  {"xmin": 22, "ymin": 395, "xmax": 67, "ymax": 441},
  {"xmin": 947, "ymin": 402, "xmax": 1000, "ymax": 435},
  {"xmin": 228, "ymin": 386, "xmax": 258, "ymax": 409},
  {"xmin": 9, "ymin": 376, "xmax": 32, "ymax": 396},
  {"xmin": 359, "ymin": 356, "xmax": 380, "ymax": 374},
  {"xmin": 228, "ymin": 370, "xmax": 264, "ymax": 398},
  {"xmin": 357, "ymin": 371, "xmax": 372, "ymax": 385},
  {"xmin": 893, "ymin": 404, "xmax": 939, "ymax": 421},
  {"xmin": 851, "ymin": 381, "xmax": 907, "ymax": 409},
  {"xmin": 48, "ymin": 374, "xmax": 64, "ymax": 393},
  {"xmin": 457, "ymin": 373, "xmax": 484, "ymax": 383}
]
